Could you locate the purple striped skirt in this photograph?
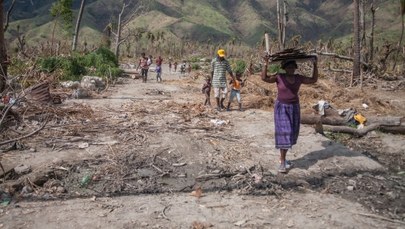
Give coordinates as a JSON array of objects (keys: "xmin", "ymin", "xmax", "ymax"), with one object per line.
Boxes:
[{"xmin": 274, "ymin": 100, "xmax": 300, "ymax": 149}]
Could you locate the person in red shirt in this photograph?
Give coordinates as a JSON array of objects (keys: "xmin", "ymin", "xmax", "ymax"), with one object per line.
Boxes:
[{"xmin": 136, "ymin": 53, "xmax": 149, "ymax": 83}]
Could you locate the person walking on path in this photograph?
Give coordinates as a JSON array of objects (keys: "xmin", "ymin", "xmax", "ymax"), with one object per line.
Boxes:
[
  {"xmin": 211, "ymin": 49, "xmax": 235, "ymax": 111},
  {"xmin": 173, "ymin": 61, "xmax": 178, "ymax": 72},
  {"xmin": 155, "ymin": 56, "xmax": 163, "ymax": 82},
  {"xmin": 261, "ymin": 57, "xmax": 318, "ymax": 173},
  {"xmin": 136, "ymin": 53, "xmax": 149, "ymax": 83},
  {"xmin": 226, "ymin": 73, "xmax": 244, "ymax": 111},
  {"xmin": 187, "ymin": 62, "xmax": 192, "ymax": 74}
]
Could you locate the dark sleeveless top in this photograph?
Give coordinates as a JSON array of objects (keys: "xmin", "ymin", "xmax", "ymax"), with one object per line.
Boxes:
[{"xmin": 276, "ymin": 74, "xmax": 304, "ymax": 104}]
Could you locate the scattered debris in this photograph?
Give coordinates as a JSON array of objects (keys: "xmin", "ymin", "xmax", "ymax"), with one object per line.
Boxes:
[{"xmin": 191, "ymin": 187, "xmax": 203, "ymax": 198}]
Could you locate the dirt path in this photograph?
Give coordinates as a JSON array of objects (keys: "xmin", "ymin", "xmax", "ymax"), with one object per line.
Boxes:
[{"xmin": 1, "ymin": 65, "xmax": 404, "ymax": 228}]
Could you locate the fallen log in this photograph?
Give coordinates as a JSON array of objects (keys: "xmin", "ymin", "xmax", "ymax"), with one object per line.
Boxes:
[
  {"xmin": 122, "ymin": 69, "xmax": 139, "ymax": 74},
  {"xmin": 323, "ymin": 123, "xmax": 380, "ymax": 137},
  {"xmin": 122, "ymin": 69, "xmax": 141, "ymax": 79},
  {"xmin": 301, "ymin": 114, "xmax": 405, "ymax": 136},
  {"xmin": 301, "ymin": 114, "xmax": 403, "ymax": 127},
  {"xmin": 301, "ymin": 114, "xmax": 347, "ymax": 126},
  {"xmin": 378, "ymin": 125, "xmax": 405, "ymax": 134}
]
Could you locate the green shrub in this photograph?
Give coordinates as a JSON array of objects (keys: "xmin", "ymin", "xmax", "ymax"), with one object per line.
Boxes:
[
  {"xmin": 82, "ymin": 47, "xmax": 121, "ymax": 78},
  {"xmin": 38, "ymin": 56, "xmax": 62, "ymax": 73},
  {"xmin": 269, "ymin": 64, "xmax": 281, "ymax": 74},
  {"xmin": 8, "ymin": 58, "xmax": 29, "ymax": 76},
  {"xmin": 95, "ymin": 64, "xmax": 123, "ymax": 78},
  {"xmin": 37, "ymin": 47, "xmax": 122, "ymax": 81},
  {"xmin": 95, "ymin": 47, "xmax": 119, "ymax": 66},
  {"xmin": 231, "ymin": 59, "xmax": 246, "ymax": 75},
  {"xmin": 191, "ymin": 63, "xmax": 201, "ymax": 70},
  {"xmin": 189, "ymin": 56, "xmax": 201, "ymax": 63},
  {"xmin": 61, "ymin": 57, "xmax": 86, "ymax": 81}
]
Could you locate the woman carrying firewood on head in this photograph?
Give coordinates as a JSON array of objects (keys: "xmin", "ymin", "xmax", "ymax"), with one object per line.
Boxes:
[{"xmin": 261, "ymin": 56, "xmax": 318, "ymax": 173}]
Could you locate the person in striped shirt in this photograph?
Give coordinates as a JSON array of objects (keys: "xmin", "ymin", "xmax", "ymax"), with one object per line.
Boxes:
[{"xmin": 211, "ymin": 49, "xmax": 235, "ymax": 111}]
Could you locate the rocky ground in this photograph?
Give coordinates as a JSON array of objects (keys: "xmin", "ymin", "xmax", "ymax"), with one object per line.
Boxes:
[{"xmin": 0, "ymin": 64, "xmax": 404, "ymax": 228}]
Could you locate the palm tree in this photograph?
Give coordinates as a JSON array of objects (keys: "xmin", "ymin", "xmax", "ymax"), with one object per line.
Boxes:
[{"xmin": 352, "ymin": 0, "xmax": 361, "ymax": 87}]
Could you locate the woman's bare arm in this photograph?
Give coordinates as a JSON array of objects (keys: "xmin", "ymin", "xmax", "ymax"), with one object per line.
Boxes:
[
  {"xmin": 302, "ymin": 61, "xmax": 318, "ymax": 84},
  {"xmin": 261, "ymin": 58, "xmax": 277, "ymax": 83}
]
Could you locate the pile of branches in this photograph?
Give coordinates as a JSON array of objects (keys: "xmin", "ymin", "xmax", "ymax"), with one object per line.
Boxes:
[{"xmin": 269, "ymin": 48, "xmax": 317, "ymax": 64}]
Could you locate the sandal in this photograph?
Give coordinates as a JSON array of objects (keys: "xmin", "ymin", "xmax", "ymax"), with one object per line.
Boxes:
[
  {"xmin": 279, "ymin": 160, "xmax": 293, "ymax": 169},
  {"xmin": 278, "ymin": 164, "xmax": 287, "ymax": 173},
  {"xmin": 285, "ymin": 160, "xmax": 293, "ymax": 169}
]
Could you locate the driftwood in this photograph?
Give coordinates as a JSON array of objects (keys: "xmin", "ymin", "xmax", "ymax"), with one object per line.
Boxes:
[{"xmin": 301, "ymin": 114, "xmax": 405, "ymax": 136}]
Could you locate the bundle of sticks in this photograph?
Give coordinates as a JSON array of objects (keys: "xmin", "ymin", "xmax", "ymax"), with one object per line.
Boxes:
[{"xmin": 268, "ymin": 48, "xmax": 317, "ymax": 64}]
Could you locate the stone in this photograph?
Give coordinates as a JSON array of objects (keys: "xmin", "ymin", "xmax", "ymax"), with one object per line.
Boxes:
[{"xmin": 14, "ymin": 164, "xmax": 31, "ymax": 175}]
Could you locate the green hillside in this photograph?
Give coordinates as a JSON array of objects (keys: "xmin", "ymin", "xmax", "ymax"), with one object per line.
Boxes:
[{"xmin": 3, "ymin": 0, "xmax": 403, "ymax": 50}]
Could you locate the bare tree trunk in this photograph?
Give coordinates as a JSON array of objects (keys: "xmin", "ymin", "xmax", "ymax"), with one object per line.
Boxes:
[
  {"xmin": 0, "ymin": 0, "xmax": 8, "ymax": 93},
  {"xmin": 360, "ymin": 0, "xmax": 365, "ymax": 89},
  {"xmin": 392, "ymin": 0, "xmax": 405, "ymax": 70},
  {"xmin": 282, "ymin": 0, "xmax": 287, "ymax": 48},
  {"xmin": 360, "ymin": 0, "xmax": 366, "ymax": 49},
  {"xmin": 51, "ymin": 19, "xmax": 58, "ymax": 56},
  {"xmin": 115, "ymin": 3, "xmax": 127, "ymax": 58},
  {"xmin": 4, "ymin": 0, "xmax": 16, "ymax": 32},
  {"xmin": 370, "ymin": 2, "xmax": 376, "ymax": 63},
  {"xmin": 400, "ymin": 0, "xmax": 405, "ymax": 49},
  {"xmin": 72, "ymin": 0, "xmax": 86, "ymax": 51},
  {"xmin": 352, "ymin": 0, "xmax": 361, "ymax": 87},
  {"xmin": 277, "ymin": 0, "xmax": 284, "ymax": 50}
]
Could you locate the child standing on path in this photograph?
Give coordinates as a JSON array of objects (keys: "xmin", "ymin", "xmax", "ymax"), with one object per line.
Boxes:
[
  {"xmin": 226, "ymin": 73, "xmax": 244, "ymax": 111},
  {"xmin": 202, "ymin": 77, "xmax": 212, "ymax": 106}
]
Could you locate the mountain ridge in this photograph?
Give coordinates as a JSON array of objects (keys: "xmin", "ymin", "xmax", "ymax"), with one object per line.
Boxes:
[{"xmin": 3, "ymin": 0, "xmax": 402, "ymax": 49}]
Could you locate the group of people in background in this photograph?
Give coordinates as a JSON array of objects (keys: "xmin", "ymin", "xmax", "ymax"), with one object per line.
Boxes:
[
  {"xmin": 168, "ymin": 60, "xmax": 191, "ymax": 75},
  {"xmin": 136, "ymin": 53, "xmax": 163, "ymax": 83},
  {"xmin": 136, "ymin": 53, "xmax": 193, "ymax": 83}
]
